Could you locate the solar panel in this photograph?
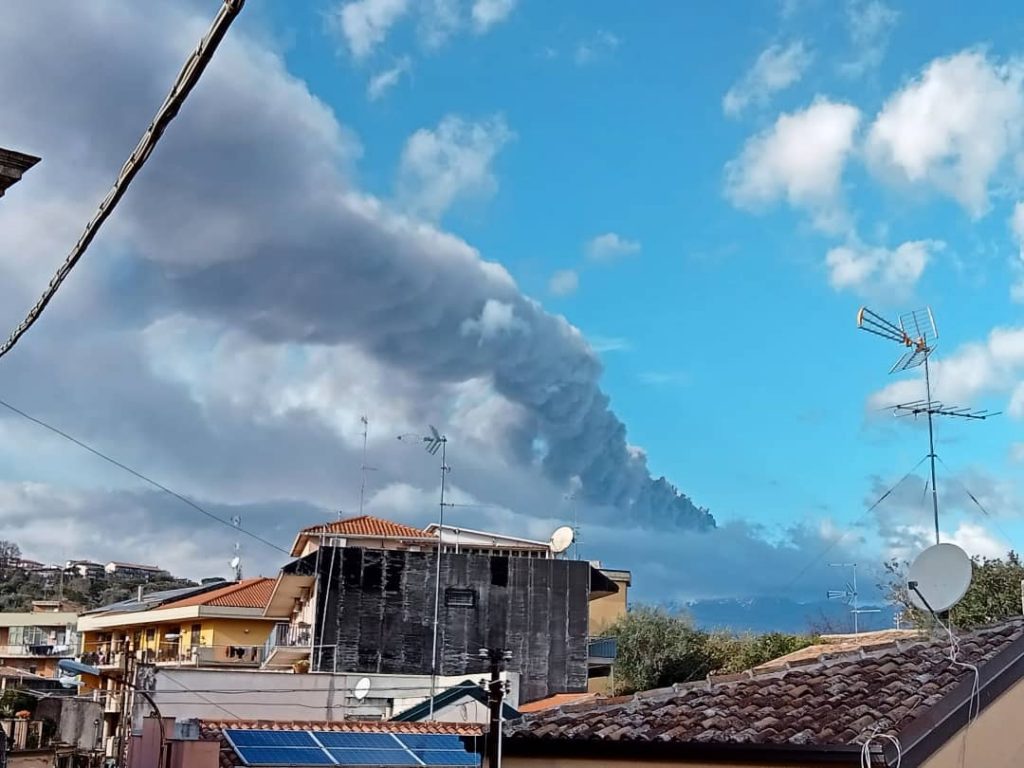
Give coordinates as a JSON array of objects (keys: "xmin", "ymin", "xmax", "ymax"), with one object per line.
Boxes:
[
  {"xmin": 394, "ymin": 734, "xmax": 479, "ymax": 767},
  {"xmin": 225, "ymin": 730, "xmax": 318, "ymax": 748},
  {"xmin": 313, "ymin": 732, "xmax": 402, "ymax": 749},
  {"xmin": 326, "ymin": 748, "xmax": 420, "ymax": 766},
  {"xmin": 233, "ymin": 746, "xmax": 335, "ymax": 766}
]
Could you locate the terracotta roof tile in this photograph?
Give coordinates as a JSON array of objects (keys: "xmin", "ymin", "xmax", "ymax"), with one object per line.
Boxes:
[
  {"xmin": 300, "ymin": 515, "xmax": 435, "ymax": 540},
  {"xmin": 200, "ymin": 719, "xmax": 484, "ymax": 768},
  {"xmin": 507, "ymin": 619, "xmax": 1024, "ymax": 749},
  {"xmin": 519, "ymin": 693, "xmax": 600, "ymax": 713},
  {"xmin": 160, "ymin": 578, "xmax": 275, "ymax": 609}
]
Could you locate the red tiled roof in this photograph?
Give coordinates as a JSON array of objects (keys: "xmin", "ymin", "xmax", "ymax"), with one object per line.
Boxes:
[
  {"xmin": 160, "ymin": 578, "xmax": 275, "ymax": 610},
  {"xmin": 519, "ymin": 692, "xmax": 600, "ymax": 713},
  {"xmin": 507, "ymin": 619, "xmax": 1024, "ymax": 751},
  {"xmin": 201, "ymin": 719, "xmax": 484, "ymax": 768},
  {"xmin": 300, "ymin": 515, "xmax": 435, "ymax": 540}
]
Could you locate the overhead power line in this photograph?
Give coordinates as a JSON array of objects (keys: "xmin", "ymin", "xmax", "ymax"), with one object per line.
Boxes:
[
  {"xmin": 0, "ymin": 0, "xmax": 246, "ymax": 362},
  {"xmin": 0, "ymin": 395, "xmax": 290, "ymax": 557}
]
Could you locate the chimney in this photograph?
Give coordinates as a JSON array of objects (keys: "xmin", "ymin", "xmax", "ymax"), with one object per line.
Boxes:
[{"xmin": 137, "ymin": 586, "xmax": 145, "ymax": 602}]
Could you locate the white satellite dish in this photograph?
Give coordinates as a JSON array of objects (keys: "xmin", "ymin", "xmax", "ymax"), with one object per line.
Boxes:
[
  {"xmin": 549, "ymin": 526, "xmax": 575, "ymax": 554},
  {"xmin": 229, "ymin": 556, "xmax": 241, "ymax": 570},
  {"xmin": 907, "ymin": 543, "xmax": 972, "ymax": 613},
  {"xmin": 353, "ymin": 677, "xmax": 371, "ymax": 701}
]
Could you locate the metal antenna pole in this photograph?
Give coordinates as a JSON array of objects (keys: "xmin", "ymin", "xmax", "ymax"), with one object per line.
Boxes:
[
  {"xmin": 359, "ymin": 416, "xmax": 369, "ymax": 516},
  {"xmin": 852, "ymin": 564, "xmax": 859, "ymax": 635},
  {"xmin": 923, "ymin": 355, "xmax": 940, "ymax": 545},
  {"xmin": 428, "ymin": 435, "xmax": 448, "ymax": 721}
]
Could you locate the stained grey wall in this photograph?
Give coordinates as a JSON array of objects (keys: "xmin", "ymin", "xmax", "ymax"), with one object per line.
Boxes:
[{"xmin": 311, "ymin": 547, "xmax": 592, "ymax": 702}]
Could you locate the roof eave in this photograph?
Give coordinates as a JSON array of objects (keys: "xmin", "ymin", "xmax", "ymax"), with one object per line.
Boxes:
[{"xmin": 502, "ymin": 737, "xmax": 865, "ymax": 764}]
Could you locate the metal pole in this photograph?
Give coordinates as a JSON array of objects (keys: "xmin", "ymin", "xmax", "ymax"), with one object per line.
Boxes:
[
  {"xmin": 485, "ymin": 650, "xmax": 504, "ymax": 768},
  {"xmin": 852, "ymin": 565, "xmax": 859, "ymax": 635},
  {"xmin": 924, "ymin": 354, "xmax": 940, "ymax": 545},
  {"xmin": 359, "ymin": 416, "xmax": 368, "ymax": 516},
  {"xmin": 428, "ymin": 439, "xmax": 447, "ymax": 720}
]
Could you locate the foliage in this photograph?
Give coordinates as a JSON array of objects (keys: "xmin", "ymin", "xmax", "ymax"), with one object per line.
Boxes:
[
  {"xmin": 0, "ymin": 689, "xmax": 34, "ymax": 717},
  {"xmin": 0, "ymin": 539, "xmax": 21, "ymax": 579},
  {"xmin": 882, "ymin": 551, "xmax": 1024, "ymax": 629},
  {"xmin": 605, "ymin": 606, "xmax": 819, "ymax": 693}
]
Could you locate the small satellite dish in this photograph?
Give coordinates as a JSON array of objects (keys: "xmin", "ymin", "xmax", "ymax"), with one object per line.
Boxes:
[
  {"xmin": 907, "ymin": 543, "xmax": 972, "ymax": 613},
  {"xmin": 229, "ymin": 556, "xmax": 241, "ymax": 570},
  {"xmin": 353, "ymin": 677, "xmax": 371, "ymax": 701},
  {"xmin": 58, "ymin": 675, "xmax": 81, "ymax": 689},
  {"xmin": 549, "ymin": 526, "xmax": 575, "ymax": 554}
]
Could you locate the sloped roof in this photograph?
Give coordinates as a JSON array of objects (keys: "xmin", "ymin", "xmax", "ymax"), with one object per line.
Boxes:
[
  {"xmin": 392, "ymin": 679, "xmax": 520, "ymax": 722},
  {"xmin": 161, "ymin": 578, "xmax": 275, "ymax": 609},
  {"xmin": 506, "ymin": 619, "xmax": 1024, "ymax": 763},
  {"xmin": 291, "ymin": 515, "xmax": 435, "ymax": 555},
  {"xmin": 754, "ymin": 629, "xmax": 923, "ymax": 672},
  {"xmin": 518, "ymin": 692, "xmax": 600, "ymax": 713},
  {"xmin": 82, "ymin": 583, "xmax": 218, "ymax": 616},
  {"xmin": 200, "ymin": 719, "xmax": 484, "ymax": 768}
]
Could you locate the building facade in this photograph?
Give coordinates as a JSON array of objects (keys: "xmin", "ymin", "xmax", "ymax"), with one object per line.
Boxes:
[{"xmin": 0, "ymin": 610, "xmax": 78, "ymax": 677}]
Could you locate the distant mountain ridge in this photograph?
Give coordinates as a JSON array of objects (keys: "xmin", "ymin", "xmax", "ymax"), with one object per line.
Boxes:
[{"xmin": 685, "ymin": 597, "xmax": 897, "ymax": 634}]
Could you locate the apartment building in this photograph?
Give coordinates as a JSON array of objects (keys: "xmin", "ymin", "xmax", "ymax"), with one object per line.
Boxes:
[
  {"xmin": 102, "ymin": 562, "xmax": 167, "ymax": 580},
  {"xmin": 267, "ymin": 515, "xmax": 622, "ymax": 703},
  {"xmin": 0, "ymin": 604, "xmax": 79, "ymax": 677}
]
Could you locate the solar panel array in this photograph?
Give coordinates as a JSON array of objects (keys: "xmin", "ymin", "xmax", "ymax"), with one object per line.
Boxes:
[{"xmin": 223, "ymin": 729, "xmax": 481, "ymax": 767}]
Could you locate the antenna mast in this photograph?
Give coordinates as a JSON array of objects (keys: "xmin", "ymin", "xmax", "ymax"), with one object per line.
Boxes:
[
  {"xmin": 826, "ymin": 562, "xmax": 879, "ymax": 634},
  {"xmin": 358, "ymin": 416, "xmax": 377, "ymax": 516},
  {"xmin": 564, "ymin": 492, "xmax": 581, "ymax": 560},
  {"xmin": 230, "ymin": 515, "xmax": 243, "ymax": 581},
  {"xmin": 857, "ymin": 307, "xmax": 999, "ymax": 545}
]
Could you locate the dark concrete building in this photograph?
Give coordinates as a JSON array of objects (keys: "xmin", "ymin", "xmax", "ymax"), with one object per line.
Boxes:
[
  {"xmin": 0, "ymin": 148, "xmax": 40, "ymax": 197},
  {"xmin": 290, "ymin": 546, "xmax": 617, "ymax": 702}
]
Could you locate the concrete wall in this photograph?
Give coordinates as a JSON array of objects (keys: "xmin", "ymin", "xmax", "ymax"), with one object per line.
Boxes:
[
  {"xmin": 313, "ymin": 547, "xmax": 591, "ymax": 702},
  {"xmin": 7, "ymin": 753, "xmax": 54, "ymax": 768},
  {"xmin": 143, "ymin": 666, "xmax": 519, "ymax": 722}
]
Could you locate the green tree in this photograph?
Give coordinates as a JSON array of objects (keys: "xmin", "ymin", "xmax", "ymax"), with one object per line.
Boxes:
[
  {"xmin": 883, "ymin": 551, "xmax": 1024, "ymax": 629},
  {"xmin": 606, "ymin": 606, "xmax": 819, "ymax": 693},
  {"xmin": 0, "ymin": 539, "xmax": 21, "ymax": 579}
]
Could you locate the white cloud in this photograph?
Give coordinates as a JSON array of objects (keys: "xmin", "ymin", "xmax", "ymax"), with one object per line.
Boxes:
[
  {"xmin": 397, "ymin": 114, "xmax": 514, "ymax": 219},
  {"xmin": 471, "ymin": 0, "xmax": 517, "ymax": 32},
  {"xmin": 825, "ymin": 239, "xmax": 939, "ymax": 296},
  {"xmin": 334, "ymin": 0, "xmax": 409, "ymax": 59},
  {"xmin": 585, "ymin": 232, "xmax": 641, "ymax": 262},
  {"xmin": 947, "ymin": 521, "xmax": 1008, "ymax": 560},
  {"xmin": 841, "ymin": 0, "xmax": 899, "ymax": 77},
  {"xmin": 1010, "ymin": 202, "xmax": 1024, "ymax": 301},
  {"xmin": 366, "ymin": 57, "xmax": 411, "ymax": 100},
  {"xmin": 865, "ymin": 51, "xmax": 1024, "ymax": 216},
  {"xmin": 1011, "ymin": 443, "xmax": 1024, "ymax": 463},
  {"xmin": 548, "ymin": 269, "xmax": 579, "ymax": 297},
  {"xmin": 725, "ymin": 98, "xmax": 861, "ymax": 231},
  {"xmin": 639, "ymin": 371, "xmax": 689, "ymax": 386},
  {"xmin": 723, "ymin": 42, "xmax": 812, "ymax": 117},
  {"xmin": 868, "ymin": 326, "xmax": 1024, "ymax": 413},
  {"xmin": 575, "ymin": 30, "xmax": 620, "ymax": 65},
  {"xmin": 588, "ymin": 336, "xmax": 629, "ymax": 353}
]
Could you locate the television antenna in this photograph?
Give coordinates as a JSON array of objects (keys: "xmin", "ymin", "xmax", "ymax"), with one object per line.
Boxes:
[
  {"xmin": 229, "ymin": 516, "xmax": 243, "ymax": 581},
  {"xmin": 826, "ymin": 562, "xmax": 880, "ymax": 635},
  {"xmin": 563, "ymin": 491, "xmax": 582, "ymax": 560},
  {"xmin": 396, "ymin": 425, "xmax": 450, "ymax": 720},
  {"xmin": 857, "ymin": 307, "xmax": 999, "ymax": 545},
  {"xmin": 358, "ymin": 416, "xmax": 377, "ymax": 516}
]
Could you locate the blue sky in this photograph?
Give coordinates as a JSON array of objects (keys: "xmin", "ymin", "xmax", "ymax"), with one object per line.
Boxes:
[{"xmin": 1, "ymin": 0, "xmax": 1023, "ymax": 610}]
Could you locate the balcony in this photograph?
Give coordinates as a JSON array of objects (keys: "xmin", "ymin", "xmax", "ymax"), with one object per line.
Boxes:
[
  {"xmin": 262, "ymin": 623, "xmax": 312, "ymax": 669},
  {"xmin": 192, "ymin": 644, "xmax": 264, "ymax": 667},
  {"xmin": 0, "ymin": 718, "xmax": 52, "ymax": 751},
  {"xmin": 587, "ymin": 637, "xmax": 618, "ymax": 666},
  {"xmin": 0, "ymin": 643, "xmax": 74, "ymax": 658}
]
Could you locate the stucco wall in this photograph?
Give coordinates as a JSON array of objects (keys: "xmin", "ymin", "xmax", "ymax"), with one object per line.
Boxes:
[
  {"xmin": 920, "ymin": 674, "xmax": 1024, "ymax": 768},
  {"xmin": 589, "ymin": 577, "xmax": 629, "ymax": 636}
]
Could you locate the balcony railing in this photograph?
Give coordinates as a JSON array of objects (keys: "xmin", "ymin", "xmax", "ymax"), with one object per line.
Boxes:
[
  {"xmin": 0, "ymin": 643, "xmax": 74, "ymax": 658},
  {"xmin": 587, "ymin": 637, "xmax": 618, "ymax": 662},
  {"xmin": 0, "ymin": 719, "xmax": 52, "ymax": 751},
  {"xmin": 193, "ymin": 644, "xmax": 264, "ymax": 666}
]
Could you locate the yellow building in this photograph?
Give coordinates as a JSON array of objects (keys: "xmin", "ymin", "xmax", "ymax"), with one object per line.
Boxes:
[
  {"xmin": 586, "ymin": 566, "xmax": 631, "ymax": 693},
  {"xmin": 78, "ymin": 578, "xmax": 280, "ymax": 673}
]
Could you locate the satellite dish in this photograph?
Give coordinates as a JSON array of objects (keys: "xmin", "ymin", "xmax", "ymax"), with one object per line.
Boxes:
[
  {"xmin": 229, "ymin": 556, "xmax": 241, "ymax": 570},
  {"xmin": 549, "ymin": 526, "xmax": 575, "ymax": 554},
  {"xmin": 907, "ymin": 543, "xmax": 972, "ymax": 613},
  {"xmin": 353, "ymin": 677, "xmax": 371, "ymax": 701}
]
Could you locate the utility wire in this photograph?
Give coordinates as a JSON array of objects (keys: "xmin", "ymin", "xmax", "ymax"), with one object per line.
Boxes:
[
  {"xmin": 0, "ymin": 395, "xmax": 290, "ymax": 557},
  {"xmin": 0, "ymin": 0, "xmax": 246, "ymax": 362},
  {"xmin": 781, "ymin": 455, "xmax": 930, "ymax": 593}
]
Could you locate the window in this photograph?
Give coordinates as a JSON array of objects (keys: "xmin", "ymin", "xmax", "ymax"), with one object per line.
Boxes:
[
  {"xmin": 445, "ymin": 588, "xmax": 476, "ymax": 608},
  {"xmin": 190, "ymin": 624, "xmax": 202, "ymax": 645},
  {"xmin": 145, "ymin": 628, "xmax": 155, "ymax": 641}
]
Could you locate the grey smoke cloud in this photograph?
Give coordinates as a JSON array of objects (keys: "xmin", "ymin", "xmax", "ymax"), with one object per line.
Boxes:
[{"xmin": 0, "ymin": 0, "xmax": 713, "ymax": 532}]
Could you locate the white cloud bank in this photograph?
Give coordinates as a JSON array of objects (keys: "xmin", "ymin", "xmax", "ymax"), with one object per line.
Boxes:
[
  {"xmin": 825, "ymin": 239, "xmax": 940, "ymax": 296},
  {"xmin": 723, "ymin": 41, "xmax": 812, "ymax": 117}
]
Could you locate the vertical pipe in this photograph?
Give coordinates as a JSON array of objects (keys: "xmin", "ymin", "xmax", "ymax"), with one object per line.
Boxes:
[{"xmin": 428, "ymin": 438, "xmax": 447, "ymax": 720}]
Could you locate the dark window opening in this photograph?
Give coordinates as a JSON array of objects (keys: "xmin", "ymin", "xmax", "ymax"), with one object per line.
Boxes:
[{"xmin": 445, "ymin": 588, "xmax": 476, "ymax": 607}]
